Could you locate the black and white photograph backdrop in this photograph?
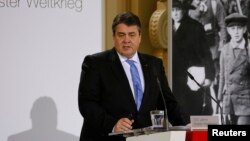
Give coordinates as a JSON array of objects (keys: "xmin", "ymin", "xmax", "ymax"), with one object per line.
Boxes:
[{"xmin": 170, "ymin": 0, "xmax": 250, "ymax": 125}]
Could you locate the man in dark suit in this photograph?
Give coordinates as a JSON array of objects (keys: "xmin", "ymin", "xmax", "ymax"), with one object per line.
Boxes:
[
  {"xmin": 172, "ymin": 0, "xmax": 215, "ymax": 116},
  {"xmin": 78, "ymin": 11, "xmax": 189, "ymax": 141}
]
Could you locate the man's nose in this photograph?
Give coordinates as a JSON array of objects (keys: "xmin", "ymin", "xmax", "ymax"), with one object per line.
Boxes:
[{"xmin": 123, "ymin": 35, "xmax": 131, "ymax": 43}]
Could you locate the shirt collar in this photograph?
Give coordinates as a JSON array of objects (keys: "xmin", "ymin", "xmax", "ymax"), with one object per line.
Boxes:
[
  {"xmin": 230, "ymin": 39, "xmax": 245, "ymax": 49},
  {"xmin": 117, "ymin": 52, "xmax": 140, "ymax": 64}
]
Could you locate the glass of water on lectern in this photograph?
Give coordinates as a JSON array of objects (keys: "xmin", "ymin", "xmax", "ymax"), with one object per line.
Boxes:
[{"xmin": 150, "ymin": 110, "xmax": 164, "ymax": 128}]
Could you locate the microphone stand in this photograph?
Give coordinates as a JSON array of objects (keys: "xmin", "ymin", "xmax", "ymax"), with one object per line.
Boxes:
[
  {"xmin": 156, "ymin": 78, "xmax": 169, "ymax": 131},
  {"xmin": 186, "ymin": 71, "xmax": 224, "ymax": 125}
]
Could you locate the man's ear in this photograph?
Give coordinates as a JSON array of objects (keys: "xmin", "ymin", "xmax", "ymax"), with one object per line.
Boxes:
[
  {"xmin": 243, "ymin": 26, "xmax": 247, "ymax": 33},
  {"xmin": 226, "ymin": 27, "xmax": 230, "ymax": 33}
]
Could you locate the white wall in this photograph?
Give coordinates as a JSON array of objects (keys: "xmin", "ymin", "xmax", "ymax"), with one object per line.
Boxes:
[{"xmin": 0, "ymin": 0, "xmax": 103, "ymax": 141}]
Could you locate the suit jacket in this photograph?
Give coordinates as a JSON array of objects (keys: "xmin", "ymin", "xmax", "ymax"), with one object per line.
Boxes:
[
  {"xmin": 78, "ymin": 48, "xmax": 189, "ymax": 141},
  {"xmin": 172, "ymin": 15, "xmax": 215, "ymax": 115},
  {"xmin": 218, "ymin": 42, "xmax": 250, "ymax": 115}
]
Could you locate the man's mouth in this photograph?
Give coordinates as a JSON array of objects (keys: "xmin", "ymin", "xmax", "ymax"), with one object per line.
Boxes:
[{"xmin": 123, "ymin": 46, "xmax": 131, "ymax": 48}]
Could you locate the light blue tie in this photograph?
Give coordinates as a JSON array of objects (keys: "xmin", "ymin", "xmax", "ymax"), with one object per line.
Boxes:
[{"xmin": 126, "ymin": 60, "xmax": 143, "ymax": 110}]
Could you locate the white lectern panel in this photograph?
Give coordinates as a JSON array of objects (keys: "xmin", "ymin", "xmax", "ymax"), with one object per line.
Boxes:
[{"xmin": 126, "ymin": 131, "xmax": 186, "ymax": 141}]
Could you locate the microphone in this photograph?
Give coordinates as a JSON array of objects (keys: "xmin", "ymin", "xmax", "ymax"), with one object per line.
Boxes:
[
  {"xmin": 153, "ymin": 68, "xmax": 169, "ymax": 131},
  {"xmin": 186, "ymin": 70, "xmax": 225, "ymax": 125}
]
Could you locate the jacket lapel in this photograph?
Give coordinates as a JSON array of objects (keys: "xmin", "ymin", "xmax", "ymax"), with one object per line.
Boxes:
[
  {"xmin": 108, "ymin": 48, "xmax": 137, "ymax": 108},
  {"xmin": 107, "ymin": 49, "xmax": 154, "ymax": 111},
  {"xmin": 230, "ymin": 49, "xmax": 248, "ymax": 74},
  {"xmin": 138, "ymin": 53, "xmax": 151, "ymax": 111}
]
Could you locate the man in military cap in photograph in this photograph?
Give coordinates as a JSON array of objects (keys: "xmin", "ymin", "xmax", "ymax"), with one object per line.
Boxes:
[{"xmin": 218, "ymin": 12, "xmax": 250, "ymax": 125}]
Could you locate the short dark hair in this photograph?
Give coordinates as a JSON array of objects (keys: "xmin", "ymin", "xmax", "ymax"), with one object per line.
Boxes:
[{"xmin": 112, "ymin": 12, "xmax": 141, "ymax": 35}]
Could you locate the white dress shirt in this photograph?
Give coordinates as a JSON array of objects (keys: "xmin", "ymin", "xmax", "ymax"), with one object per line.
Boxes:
[{"xmin": 117, "ymin": 52, "xmax": 145, "ymax": 99}]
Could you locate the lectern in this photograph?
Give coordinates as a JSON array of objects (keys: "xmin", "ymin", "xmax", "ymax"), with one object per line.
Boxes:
[
  {"xmin": 126, "ymin": 131, "xmax": 186, "ymax": 141},
  {"xmin": 109, "ymin": 126, "xmax": 189, "ymax": 141}
]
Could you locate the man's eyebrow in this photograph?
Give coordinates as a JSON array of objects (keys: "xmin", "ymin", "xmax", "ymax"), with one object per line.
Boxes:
[
  {"xmin": 117, "ymin": 32, "xmax": 125, "ymax": 34},
  {"xmin": 116, "ymin": 31, "xmax": 136, "ymax": 34}
]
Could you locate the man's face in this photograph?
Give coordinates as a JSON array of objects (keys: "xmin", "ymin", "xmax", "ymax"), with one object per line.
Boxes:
[
  {"xmin": 227, "ymin": 25, "xmax": 247, "ymax": 43},
  {"xmin": 172, "ymin": 7, "xmax": 184, "ymax": 22},
  {"xmin": 113, "ymin": 23, "xmax": 141, "ymax": 58}
]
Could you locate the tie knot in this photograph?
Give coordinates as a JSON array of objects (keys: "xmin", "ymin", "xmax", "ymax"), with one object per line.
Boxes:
[{"xmin": 126, "ymin": 59, "xmax": 135, "ymax": 66}]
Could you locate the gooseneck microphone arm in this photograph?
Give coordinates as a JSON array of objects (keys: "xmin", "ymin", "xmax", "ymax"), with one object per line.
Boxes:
[
  {"xmin": 154, "ymin": 68, "xmax": 169, "ymax": 130},
  {"xmin": 156, "ymin": 77, "xmax": 169, "ymax": 130},
  {"xmin": 186, "ymin": 71, "xmax": 224, "ymax": 125}
]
